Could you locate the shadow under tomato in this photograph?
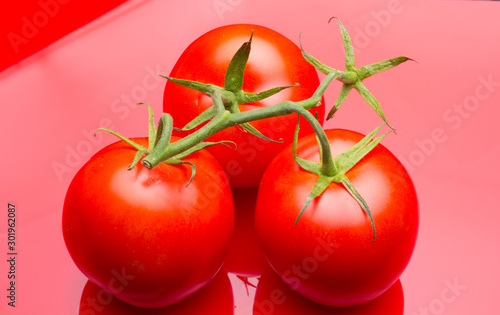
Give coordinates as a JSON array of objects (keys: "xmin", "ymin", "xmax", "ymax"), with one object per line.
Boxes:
[
  {"xmin": 79, "ymin": 270, "xmax": 234, "ymax": 315},
  {"xmin": 253, "ymin": 266, "xmax": 404, "ymax": 315},
  {"xmin": 223, "ymin": 187, "xmax": 268, "ymax": 277}
]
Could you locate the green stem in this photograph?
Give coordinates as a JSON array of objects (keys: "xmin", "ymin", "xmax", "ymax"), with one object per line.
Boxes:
[
  {"xmin": 285, "ymin": 105, "xmax": 337, "ymax": 176},
  {"xmin": 142, "ymin": 71, "xmax": 339, "ymax": 170},
  {"xmin": 142, "ymin": 90, "xmax": 230, "ymax": 169},
  {"xmin": 228, "ymin": 100, "xmax": 337, "ymax": 175}
]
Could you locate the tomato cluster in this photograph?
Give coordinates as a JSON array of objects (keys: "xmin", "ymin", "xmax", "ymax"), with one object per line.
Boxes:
[
  {"xmin": 63, "ymin": 138, "xmax": 234, "ymax": 308},
  {"xmin": 63, "ymin": 21, "xmax": 418, "ymax": 313}
]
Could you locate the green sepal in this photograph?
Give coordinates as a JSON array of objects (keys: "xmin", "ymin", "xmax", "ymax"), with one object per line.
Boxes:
[
  {"xmin": 95, "ymin": 104, "xmax": 158, "ymax": 171},
  {"xmin": 241, "ymin": 122, "xmax": 283, "ymax": 144},
  {"xmin": 159, "ymin": 74, "xmax": 224, "ymax": 96},
  {"xmin": 299, "ymin": 32, "xmax": 339, "ymax": 75},
  {"xmin": 292, "ymin": 116, "xmax": 321, "ymax": 174},
  {"xmin": 355, "ymin": 81, "xmax": 385, "ymax": 119},
  {"xmin": 136, "ymin": 102, "xmax": 157, "ymax": 148},
  {"xmin": 357, "ymin": 56, "xmax": 414, "ymax": 80},
  {"xmin": 339, "ymin": 175, "xmax": 376, "ymax": 242},
  {"xmin": 128, "ymin": 149, "xmax": 148, "ymax": 170},
  {"xmin": 295, "ymin": 176, "xmax": 331, "ymax": 225},
  {"xmin": 164, "ymin": 159, "xmax": 196, "ymax": 187},
  {"xmin": 165, "ymin": 140, "xmax": 235, "ymax": 187},
  {"xmin": 334, "ymin": 123, "xmax": 389, "ymax": 172},
  {"xmin": 327, "ymin": 83, "xmax": 353, "ymax": 120},
  {"xmin": 94, "ymin": 128, "xmax": 146, "ymax": 152},
  {"xmin": 354, "ymin": 56, "xmax": 414, "ymax": 129},
  {"xmin": 223, "ymin": 31, "xmax": 299, "ymax": 101},
  {"xmin": 174, "ymin": 107, "xmax": 215, "ymax": 132},
  {"xmin": 238, "ymin": 84, "xmax": 298, "ymax": 104},
  {"xmin": 224, "ymin": 32, "xmax": 253, "ymax": 92},
  {"xmin": 330, "ymin": 17, "xmax": 356, "ymax": 70},
  {"xmin": 302, "ymin": 50, "xmax": 337, "ymax": 75}
]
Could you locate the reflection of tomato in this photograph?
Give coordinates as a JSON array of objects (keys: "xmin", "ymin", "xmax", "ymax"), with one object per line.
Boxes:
[
  {"xmin": 163, "ymin": 24, "xmax": 324, "ymax": 188},
  {"xmin": 255, "ymin": 129, "xmax": 419, "ymax": 306},
  {"xmin": 63, "ymin": 138, "xmax": 234, "ymax": 308},
  {"xmin": 79, "ymin": 270, "xmax": 234, "ymax": 315},
  {"xmin": 223, "ymin": 187, "xmax": 267, "ymax": 277},
  {"xmin": 253, "ymin": 266, "xmax": 404, "ymax": 315}
]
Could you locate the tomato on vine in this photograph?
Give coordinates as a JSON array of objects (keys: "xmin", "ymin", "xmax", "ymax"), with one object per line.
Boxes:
[
  {"xmin": 162, "ymin": 24, "xmax": 325, "ymax": 188},
  {"xmin": 255, "ymin": 126, "xmax": 419, "ymax": 307},
  {"xmin": 63, "ymin": 106, "xmax": 235, "ymax": 308}
]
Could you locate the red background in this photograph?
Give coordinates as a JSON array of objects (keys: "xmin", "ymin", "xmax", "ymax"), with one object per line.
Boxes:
[{"xmin": 1, "ymin": 0, "xmax": 127, "ymax": 72}]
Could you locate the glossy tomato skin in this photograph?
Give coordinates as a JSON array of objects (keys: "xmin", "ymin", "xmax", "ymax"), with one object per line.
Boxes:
[
  {"xmin": 163, "ymin": 24, "xmax": 325, "ymax": 188},
  {"xmin": 255, "ymin": 129, "xmax": 419, "ymax": 307},
  {"xmin": 63, "ymin": 138, "xmax": 234, "ymax": 308}
]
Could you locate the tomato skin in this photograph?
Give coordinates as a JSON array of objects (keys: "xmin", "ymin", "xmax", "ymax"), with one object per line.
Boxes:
[
  {"xmin": 63, "ymin": 138, "xmax": 234, "ymax": 308},
  {"xmin": 255, "ymin": 129, "xmax": 419, "ymax": 307},
  {"xmin": 79, "ymin": 270, "xmax": 234, "ymax": 315},
  {"xmin": 163, "ymin": 24, "xmax": 325, "ymax": 188},
  {"xmin": 254, "ymin": 266, "xmax": 404, "ymax": 315}
]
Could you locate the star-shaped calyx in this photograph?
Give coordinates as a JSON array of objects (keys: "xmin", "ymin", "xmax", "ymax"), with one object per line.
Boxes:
[
  {"xmin": 95, "ymin": 103, "xmax": 234, "ymax": 187},
  {"xmin": 291, "ymin": 117, "xmax": 392, "ymax": 242},
  {"xmin": 301, "ymin": 17, "xmax": 415, "ymax": 128}
]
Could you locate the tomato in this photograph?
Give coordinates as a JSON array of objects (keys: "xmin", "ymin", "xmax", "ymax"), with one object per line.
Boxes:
[
  {"xmin": 163, "ymin": 24, "xmax": 325, "ymax": 188},
  {"xmin": 63, "ymin": 138, "xmax": 234, "ymax": 308},
  {"xmin": 223, "ymin": 187, "xmax": 267, "ymax": 277},
  {"xmin": 254, "ymin": 266, "xmax": 404, "ymax": 315},
  {"xmin": 254, "ymin": 129, "xmax": 419, "ymax": 307},
  {"xmin": 79, "ymin": 270, "xmax": 234, "ymax": 315}
]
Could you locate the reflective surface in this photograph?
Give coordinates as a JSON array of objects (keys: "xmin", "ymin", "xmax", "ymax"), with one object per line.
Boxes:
[{"xmin": 79, "ymin": 271, "xmax": 234, "ymax": 314}]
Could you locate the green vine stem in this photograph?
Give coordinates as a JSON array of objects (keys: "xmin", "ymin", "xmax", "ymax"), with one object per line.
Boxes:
[{"xmin": 141, "ymin": 70, "xmax": 339, "ymax": 172}]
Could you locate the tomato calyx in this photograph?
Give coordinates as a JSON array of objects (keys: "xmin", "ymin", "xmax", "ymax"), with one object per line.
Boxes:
[
  {"xmin": 300, "ymin": 17, "xmax": 415, "ymax": 126},
  {"xmin": 96, "ymin": 103, "xmax": 234, "ymax": 186},
  {"xmin": 292, "ymin": 119, "xmax": 393, "ymax": 242},
  {"xmin": 159, "ymin": 32, "xmax": 296, "ymax": 144}
]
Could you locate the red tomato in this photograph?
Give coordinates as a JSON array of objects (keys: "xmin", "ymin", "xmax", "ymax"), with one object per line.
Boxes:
[
  {"xmin": 79, "ymin": 270, "xmax": 234, "ymax": 315},
  {"xmin": 255, "ymin": 129, "xmax": 419, "ymax": 307},
  {"xmin": 163, "ymin": 24, "xmax": 325, "ymax": 188},
  {"xmin": 254, "ymin": 266, "xmax": 404, "ymax": 315},
  {"xmin": 223, "ymin": 187, "xmax": 267, "ymax": 277},
  {"xmin": 63, "ymin": 138, "xmax": 234, "ymax": 308}
]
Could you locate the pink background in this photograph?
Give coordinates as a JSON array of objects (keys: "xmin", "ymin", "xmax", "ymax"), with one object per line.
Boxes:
[{"xmin": 1, "ymin": 0, "xmax": 499, "ymax": 314}]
